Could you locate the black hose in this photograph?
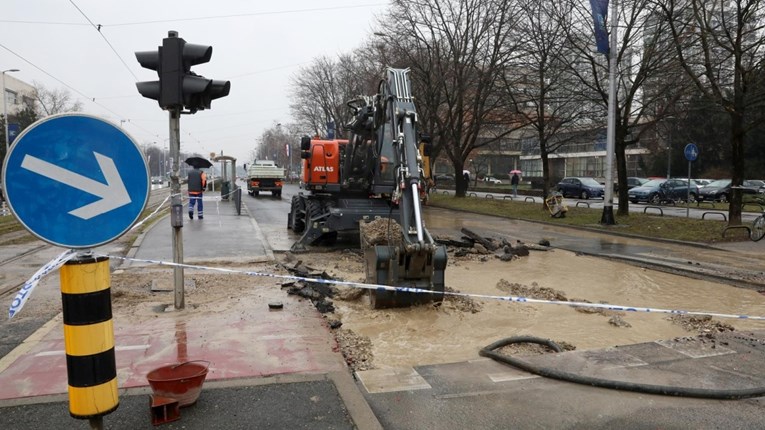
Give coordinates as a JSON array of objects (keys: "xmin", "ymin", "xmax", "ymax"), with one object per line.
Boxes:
[{"xmin": 479, "ymin": 336, "xmax": 765, "ymax": 400}]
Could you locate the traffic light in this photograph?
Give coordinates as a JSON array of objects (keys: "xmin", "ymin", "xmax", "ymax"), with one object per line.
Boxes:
[{"xmin": 135, "ymin": 31, "xmax": 230, "ymax": 113}]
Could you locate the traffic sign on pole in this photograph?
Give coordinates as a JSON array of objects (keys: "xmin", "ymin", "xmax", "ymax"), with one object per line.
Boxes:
[
  {"xmin": 684, "ymin": 143, "xmax": 699, "ymax": 162},
  {"xmin": 1, "ymin": 114, "xmax": 149, "ymax": 248}
]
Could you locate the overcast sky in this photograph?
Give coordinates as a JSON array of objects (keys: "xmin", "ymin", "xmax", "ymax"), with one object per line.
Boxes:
[{"xmin": 0, "ymin": 1, "xmax": 388, "ymax": 163}]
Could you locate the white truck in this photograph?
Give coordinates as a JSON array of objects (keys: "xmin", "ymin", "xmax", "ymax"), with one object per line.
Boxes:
[{"xmin": 246, "ymin": 160, "xmax": 285, "ymax": 197}]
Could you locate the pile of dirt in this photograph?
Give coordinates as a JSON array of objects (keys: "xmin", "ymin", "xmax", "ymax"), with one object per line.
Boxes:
[
  {"xmin": 333, "ymin": 328, "xmax": 375, "ymax": 371},
  {"xmin": 496, "ymin": 339, "xmax": 577, "ymax": 357},
  {"xmin": 668, "ymin": 314, "xmax": 735, "ymax": 334},
  {"xmin": 495, "ymin": 279, "xmax": 568, "ymax": 301},
  {"xmin": 360, "ymin": 218, "xmax": 403, "ymax": 248},
  {"xmin": 442, "ymin": 286, "xmax": 482, "ymax": 313}
]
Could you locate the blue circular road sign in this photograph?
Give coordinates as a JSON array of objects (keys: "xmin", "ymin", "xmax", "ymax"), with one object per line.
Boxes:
[
  {"xmin": 2, "ymin": 114, "xmax": 149, "ymax": 248},
  {"xmin": 684, "ymin": 143, "xmax": 699, "ymax": 162}
]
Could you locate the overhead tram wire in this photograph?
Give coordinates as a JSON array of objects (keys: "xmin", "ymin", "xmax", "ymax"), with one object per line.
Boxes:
[
  {"xmin": 0, "ymin": 3, "xmax": 388, "ymax": 27},
  {"xmin": 0, "ymin": 42, "xmax": 157, "ymax": 141},
  {"xmin": 68, "ymin": 0, "xmax": 139, "ymax": 81},
  {"xmin": 104, "ymin": 4, "xmax": 389, "ymax": 27}
]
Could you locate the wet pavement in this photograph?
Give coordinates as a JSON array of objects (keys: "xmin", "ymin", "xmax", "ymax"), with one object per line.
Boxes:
[
  {"xmin": 358, "ymin": 330, "xmax": 765, "ymax": 429},
  {"xmin": 422, "ymin": 206, "xmax": 765, "ymax": 291},
  {"xmin": 1, "ymin": 190, "xmax": 764, "ymax": 429}
]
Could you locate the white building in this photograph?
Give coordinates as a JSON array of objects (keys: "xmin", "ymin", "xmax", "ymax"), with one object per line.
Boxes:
[{"xmin": 3, "ymin": 73, "xmax": 35, "ymax": 143}]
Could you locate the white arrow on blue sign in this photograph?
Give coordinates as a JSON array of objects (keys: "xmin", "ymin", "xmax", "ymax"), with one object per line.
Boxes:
[
  {"xmin": 1, "ymin": 114, "xmax": 149, "ymax": 248},
  {"xmin": 684, "ymin": 143, "xmax": 699, "ymax": 162}
]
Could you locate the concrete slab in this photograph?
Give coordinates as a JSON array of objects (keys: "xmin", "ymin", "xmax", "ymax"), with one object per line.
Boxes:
[{"xmin": 355, "ymin": 367, "xmax": 431, "ymax": 394}]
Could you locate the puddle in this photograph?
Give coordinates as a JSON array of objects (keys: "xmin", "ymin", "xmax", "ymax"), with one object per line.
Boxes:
[{"xmin": 328, "ymin": 249, "xmax": 765, "ymax": 369}]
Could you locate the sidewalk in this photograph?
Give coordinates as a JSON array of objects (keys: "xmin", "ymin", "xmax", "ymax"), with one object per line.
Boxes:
[
  {"xmin": 0, "ymin": 192, "xmax": 764, "ymax": 429},
  {"xmin": 0, "ymin": 194, "xmax": 381, "ymax": 429},
  {"xmin": 125, "ymin": 193, "xmax": 273, "ymax": 266}
]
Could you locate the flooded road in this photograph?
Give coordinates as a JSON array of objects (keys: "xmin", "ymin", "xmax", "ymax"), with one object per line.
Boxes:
[
  {"xmin": 329, "ymin": 249, "xmax": 765, "ymax": 369},
  {"xmin": 247, "ymin": 186, "xmax": 765, "ymax": 369}
]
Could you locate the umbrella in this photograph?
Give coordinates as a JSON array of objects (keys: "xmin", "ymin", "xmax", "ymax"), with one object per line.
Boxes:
[
  {"xmin": 185, "ymin": 157, "xmax": 212, "ymax": 169},
  {"xmin": 510, "ymin": 169, "xmax": 522, "ymax": 175}
]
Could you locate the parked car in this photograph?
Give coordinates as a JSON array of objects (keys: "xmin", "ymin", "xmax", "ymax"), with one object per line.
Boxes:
[
  {"xmin": 694, "ymin": 178, "xmax": 714, "ymax": 187},
  {"xmin": 746, "ymin": 179, "xmax": 764, "ymax": 192},
  {"xmin": 556, "ymin": 177, "xmax": 605, "ymax": 199},
  {"xmin": 618, "ymin": 177, "xmax": 649, "ymax": 191},
  {"xmin": 628, "ymin": 178, "xmax": 700, "ymax": 204},
  {"xmin": 483, "ymin": 176, "xmax": 503, "ymax": 184},
  {"xmin": 697, "ymin": 179, "xmax": 760, "ymax": 203},
  {"xmin": 434, "ymin": 174, "xmax": 455, "ymax": 182}
]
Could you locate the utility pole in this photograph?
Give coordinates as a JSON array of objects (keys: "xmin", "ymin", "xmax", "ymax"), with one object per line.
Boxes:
[{"xmin": 600, "ymin": 0, "xmax": 618, "ymax": 225}]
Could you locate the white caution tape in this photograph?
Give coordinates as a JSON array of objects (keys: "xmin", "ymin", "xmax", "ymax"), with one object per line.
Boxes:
[
  {"xmin": 129, "ymin": 194, "xmax": 171, "ymax": 232},
  {"xmin": 98, "ymin": 254, "xmax": 765, "ymax": 322},
  {"xmin": 8, "ymin": 249, "xmax": 78, "ymax": 319}
]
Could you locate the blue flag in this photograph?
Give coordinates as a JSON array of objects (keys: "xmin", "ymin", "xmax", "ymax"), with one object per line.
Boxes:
[
  {"xmin": 589, "ymin": 0, "xmax": 609, "ymax": 54},
  {"xmin": 8, "ymin": 123, "xmax": 20, "ymax": 144}
]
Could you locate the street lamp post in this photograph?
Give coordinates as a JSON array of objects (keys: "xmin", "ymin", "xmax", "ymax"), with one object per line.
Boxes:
[
  {"xmin": 664, "ymin": 116, "xmax": 674, "ymax": 179},
  {"xmin": 666, "ymin": 126, "xmax": 672, "ymax": 179},
  {"xmin": 3, "ymin": 69, "xmax": 20, "ymax": 153}
]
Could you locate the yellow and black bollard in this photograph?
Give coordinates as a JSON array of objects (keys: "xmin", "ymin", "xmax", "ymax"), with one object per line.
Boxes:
[{"xmin": 60, "ymin": 254, "xmax": 119, "ymax": 424}]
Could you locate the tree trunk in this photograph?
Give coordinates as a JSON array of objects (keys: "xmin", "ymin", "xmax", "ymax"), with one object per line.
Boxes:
[
  {"xmin": 541, "ymin": 149, "xmax": 551, "ymax": 210},
  {"xmin": 454, "ymin": 161, "xmax": 468, "ymax": 197},
  {"xmin": 615, "ymin": 139, "xmax": 629, "ymax": 216},
  {"xmin": 728, "ymin": 110, "xmax": 744, "ymax": 225}
]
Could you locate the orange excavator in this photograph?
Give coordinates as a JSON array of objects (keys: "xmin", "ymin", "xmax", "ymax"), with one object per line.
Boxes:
[{"xmin": 288, "ymin": 68, "xmax": 446, "ymax": 308}]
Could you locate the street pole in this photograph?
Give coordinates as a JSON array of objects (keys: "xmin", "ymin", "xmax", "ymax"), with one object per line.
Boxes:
[
  {"xmin": 687, "ymin": 160, "xmax": 691, "ymax": 218},
  {"xmin": 600, "ymin": 0, "xmax": 618, "ymax": 225},
  {"xmin": 667, "ymin": 126, "xmax": 672, "ymax": 179},
  {"xmin": 169, "ymin": 109, "xmax": 185, "ymax": 309},
  {"xmin": 2, "ymin": 69, "xmax": 20, "ymax": 154}
]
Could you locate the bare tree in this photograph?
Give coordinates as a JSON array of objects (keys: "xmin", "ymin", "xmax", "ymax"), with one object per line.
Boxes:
[
  {"xmin": 378, "ymin": 0, "xmax": 525, "ymax": 197},
  {"xmin": 289, "ymin": 54, "xmax": 371, "ymax": 138},
  {"xmin": 566, "ymin": 0, "xmax": 688, "ymax": 215},
  {"xmin": 253, "ymin": 122, "xmax": 291, "ymax": 168},
  {"xmin": 505, "ymin": 0, "xmax": 590, "ymax": 202},
  {"xmin": 31, "ymin": 82, "xmax": 82, "ymax": 116},
  {"xmin": 658, "ymin": 0, "xmax": 765, "ymax": 225}
]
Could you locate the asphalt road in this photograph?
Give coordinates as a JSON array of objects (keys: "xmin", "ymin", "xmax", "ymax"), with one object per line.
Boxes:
[
  {"xmin": 2, "ymin": 183, "xmax": 765, "ymax": 429},
  {"xmin": 242, "ymin": 183, "xmax": 765, "ymax": 290}
]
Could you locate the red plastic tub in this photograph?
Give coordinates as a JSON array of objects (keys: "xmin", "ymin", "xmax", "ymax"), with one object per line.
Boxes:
[{"xmin": 146, "ymin": 361, "xmax": 209, "ymax": 407}]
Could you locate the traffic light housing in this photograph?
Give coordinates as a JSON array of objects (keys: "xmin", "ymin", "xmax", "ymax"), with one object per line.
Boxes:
[{"xmin": 135, "ymin": 31, "xmax": 230, "ymax": 113}]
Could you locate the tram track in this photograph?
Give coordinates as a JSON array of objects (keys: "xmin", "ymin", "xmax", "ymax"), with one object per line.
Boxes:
[{"xmin": 0, "ymin": 187, "xmax": 172, "ymax": 299}]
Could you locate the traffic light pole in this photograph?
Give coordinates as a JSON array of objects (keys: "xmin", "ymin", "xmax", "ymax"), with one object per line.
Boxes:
[
  {"xmin": 135, "ymin": 31, "xmax": 230, "ymax": 311},
  {"xmin": 169, "ymin": 108, "xmax": 185, "ymax": 309}
]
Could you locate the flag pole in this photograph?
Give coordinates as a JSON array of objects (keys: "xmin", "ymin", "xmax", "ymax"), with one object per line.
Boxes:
[{"xmin": 600, "ymin": 0, "xmax": 618, "ymax": 225}]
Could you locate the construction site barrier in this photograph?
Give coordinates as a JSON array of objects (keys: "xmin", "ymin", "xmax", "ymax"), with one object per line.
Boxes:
[
  {"xmin": 643, "ymin": 206, "xmax": 664, "ymax": 216},
  {"xmin": 702, "ymin": 212, "xmax": 727, "ymax": 221}
]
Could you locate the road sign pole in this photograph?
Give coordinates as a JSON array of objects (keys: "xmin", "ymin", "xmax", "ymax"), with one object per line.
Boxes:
[
  {"xmin": 169, "ymin": 109, "xmax": 185, "ymax": 309},
  {"xmin": 60, "ymin": 253, "xmax": 118, "ymax": 425},
  {"xmin": 687, "ymin": 160, "xmax": 691, "ymax": 218},
  {"xmin": 683, "ymin": 143, "xmax": 698, "ymax": 219}
]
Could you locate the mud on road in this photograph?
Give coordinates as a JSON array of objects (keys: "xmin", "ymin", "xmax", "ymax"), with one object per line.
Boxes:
[{"xmin": 279, "ymin": 236, "xmax": 763, "ymax": 373}]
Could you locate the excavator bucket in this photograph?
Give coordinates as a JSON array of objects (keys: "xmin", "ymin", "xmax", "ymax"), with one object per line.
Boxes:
[
  {"xmin": 365, "ymin": 245, "xmax": 447, "ymax": 309},
  {"xmin": 361, "ymin": 220, "xmax": 447, "ymax": 308}
]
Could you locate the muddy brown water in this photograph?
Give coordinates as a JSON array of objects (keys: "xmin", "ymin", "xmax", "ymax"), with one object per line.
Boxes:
[{"xmin": 329, "ymin": 249, "xmax": 765, "ymax": 369}]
